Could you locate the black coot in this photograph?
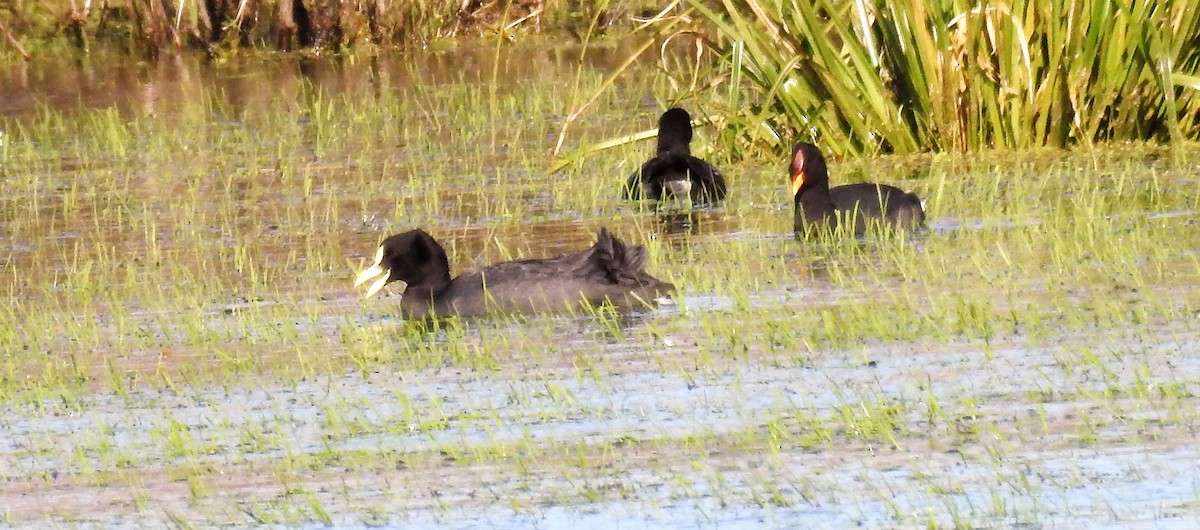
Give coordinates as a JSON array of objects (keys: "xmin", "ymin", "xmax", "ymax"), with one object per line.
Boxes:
[
  {"xmin": 354, "ymin": 228, "xmax": 675, "ymax": 318},
  {"xmin": 625, "ymin": 108, "xmax": 727, "ymax": 205},
  {"xmin": 790, "ymin": 142, "xmax": 924, "ymax": 235}
]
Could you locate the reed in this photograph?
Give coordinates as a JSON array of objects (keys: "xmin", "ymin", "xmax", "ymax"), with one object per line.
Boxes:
[
  {"xmin": 685, "ymin": 0, "xmax": 1200, "ymax": 155},
  {"xmin": 0, "ymin": 0, "xmax": 661, "ymax": 56}
]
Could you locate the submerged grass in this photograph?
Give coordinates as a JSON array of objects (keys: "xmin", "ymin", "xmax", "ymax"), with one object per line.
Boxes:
[{"xmin": 3, "ymin": 44, "xmax": 1200, "ymax": 527}]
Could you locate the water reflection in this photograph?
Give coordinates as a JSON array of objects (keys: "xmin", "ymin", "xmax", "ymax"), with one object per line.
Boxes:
[
  {"xmin": 651, "ymin": 207, "xmax": 745, "ymax": 240},
  {"xmin": 0, "ymin": 40, "xmax": 651, "ymax": 121},
  {"xmin": 655, "ymin": 210, "xmax": 700, "ymax": 235}
]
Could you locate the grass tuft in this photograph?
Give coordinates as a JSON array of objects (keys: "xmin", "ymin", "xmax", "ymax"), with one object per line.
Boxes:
[{"xmin": 681, "ymin": 0, "xmax": 1200, "ymax": 155}]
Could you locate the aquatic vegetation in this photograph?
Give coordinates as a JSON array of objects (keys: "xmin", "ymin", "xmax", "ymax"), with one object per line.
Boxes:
[
  {"xmin": 2, "ymin": 46, "xmax": 1200, "ymax": 527},
  {"xmin": 683, "ymin": 0, "xmax": 1200, "ymax": 155}
]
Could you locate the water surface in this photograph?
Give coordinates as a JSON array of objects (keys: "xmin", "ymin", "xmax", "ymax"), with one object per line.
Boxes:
[{"xmin": 2, "ymin": 42, "xmax": 1200, "ymax": 528}]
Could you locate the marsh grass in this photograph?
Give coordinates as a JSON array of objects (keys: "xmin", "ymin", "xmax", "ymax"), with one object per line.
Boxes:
[
  {"xmin": 683, "ymin": 0, "xmax": 1200, "ymax": 156},
  {"xmin": 3, "ymin": 46, "xmax": 1200, "ymax": 527}
]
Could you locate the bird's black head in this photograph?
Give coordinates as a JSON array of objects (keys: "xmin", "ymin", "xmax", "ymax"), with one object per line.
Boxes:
[
  {"xmin": 656, "ymin": 107, "xmax": 694, "ymax": 155},
  {"xmin": 354, "ymin": 229, "xmax": 451, "ymax": 298}
]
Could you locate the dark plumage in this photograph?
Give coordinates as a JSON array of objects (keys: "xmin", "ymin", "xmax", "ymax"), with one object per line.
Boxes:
[
  {"xmin": 625, "ymin": 108, "xmax": 727, "ymax": 205},
  {"xmin": 790, "ymin": 142, "xmax": 925, "ymax": 235},
  {"xmin": 354, "ymin": 228, "xmax": 675, "ymax": 318}
]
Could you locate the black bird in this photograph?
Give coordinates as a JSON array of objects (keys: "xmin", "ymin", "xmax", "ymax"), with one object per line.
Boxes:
[
  {"xmin": 790, "ymin": 142, "xmax": 925, "ymax": 235},
  {"xmin": 354, "ymin": 228, "xmax": 675, "ymax": 318},
  {"xmin": 625, "ymin": 108, "xmax": 727, "ymax": 205}
]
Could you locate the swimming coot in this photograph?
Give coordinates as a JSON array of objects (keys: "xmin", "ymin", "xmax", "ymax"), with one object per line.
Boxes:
[
  {"xmin": 625, "ymin": 108, "xmax": 727, "ymax": 205},
  {"xmin": 790, "ymin": 142, "xmax": 925, "ymax": 235},
  {"xmin": 354, "ymin": 228, "xmax": 675, "ymax": 318}
]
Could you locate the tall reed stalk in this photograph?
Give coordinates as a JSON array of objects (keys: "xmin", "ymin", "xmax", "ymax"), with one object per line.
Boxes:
[{"xmin": 688, "ymin": 0, "xmax": 1200, "ymax": 155}]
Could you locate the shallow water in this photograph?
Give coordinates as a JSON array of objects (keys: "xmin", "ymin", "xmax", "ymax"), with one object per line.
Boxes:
[
  {"xmin": 3, "ymin": 42, "xmax": 1200, "ymax": 528},
  {"xmin": 0, "ymin": 41, "xmax": 644, "ymax": 120},
  {"xmin": 4, "ymin": 324, "xmax": 1200, "ymax": 527}
]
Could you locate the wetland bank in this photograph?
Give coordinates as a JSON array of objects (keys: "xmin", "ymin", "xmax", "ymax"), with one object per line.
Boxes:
[{"xmin": 3, "ymin": 40, "xmax": 1200, "ymax": 527}]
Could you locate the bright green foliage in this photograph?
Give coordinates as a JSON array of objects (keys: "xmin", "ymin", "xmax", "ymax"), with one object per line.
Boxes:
[{"xmin": 689, "ymin": 0, "xmax": 1200, "ymax": 155}]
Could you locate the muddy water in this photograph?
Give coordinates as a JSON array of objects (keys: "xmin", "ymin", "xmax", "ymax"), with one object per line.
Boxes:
[{"xmin": 3, "ymin": 42, "xmax": 1200, "ymax": 528}]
